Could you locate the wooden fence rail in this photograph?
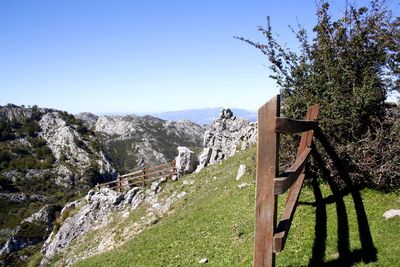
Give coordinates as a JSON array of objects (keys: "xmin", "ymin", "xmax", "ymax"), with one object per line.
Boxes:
[
  {"xmin": 254, "ymin": 95, "xmax": 319, "ymax": 267},
  {"xmin": 96, "ymin": 160, "xmax": 177, "ymax": 191}
]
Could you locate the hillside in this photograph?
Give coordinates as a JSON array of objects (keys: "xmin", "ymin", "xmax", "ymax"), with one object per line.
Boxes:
[
  {"xmin": 77, "ymin": 113, "xmax": 205, "ymax": 173},
  {"xmin": 42, "ymin": 146, "xmax": 399, "ymax": 266},
  {"xmin": 0, "ymin": 104, "xmax": 117, "ymax": 266}
]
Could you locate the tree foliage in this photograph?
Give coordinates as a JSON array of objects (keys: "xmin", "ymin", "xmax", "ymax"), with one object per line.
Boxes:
[{"xmin": 238, "ymin": 0, "xmax": 400, "ymax": 189}]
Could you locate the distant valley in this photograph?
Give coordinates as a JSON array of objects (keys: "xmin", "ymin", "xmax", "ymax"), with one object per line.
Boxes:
[{"xmin": 76, "ymin": 112, "xmax": 204, "ymax": 173}]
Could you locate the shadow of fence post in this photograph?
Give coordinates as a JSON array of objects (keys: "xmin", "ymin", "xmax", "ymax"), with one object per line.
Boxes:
[{"xmin": 310, "ymin": 129, "xmax": 377, "ymax": 265}]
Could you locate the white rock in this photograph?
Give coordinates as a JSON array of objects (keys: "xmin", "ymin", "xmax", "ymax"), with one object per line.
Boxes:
[
  {"xmin": 38, "ymin": 111, "xmax": 116, "ymax": 188},
  {"xmin": 236, "ymin": 164, "xmax": 246, "ymax": 180},
  {"xmin": 383, "ymin": 209, "xmax": 400, "ymax": 219},
  {"xmin": 237, "ymin": 183, "xmax": 249, "ymax": 189},
  {"xmin": 123, "ymin": 187, "xmax": 141, "ymax": 205},
  {"xmin": 39, "ymin": 112, "xmax": 90, "ymax": 165},
  {"xmin": 182, "ymin": 180, "xmax": 194, "ymax": 185},
  {"xmin": 199, "ymin": 258, "xmax": 208, "ymax": 264},
  {"xmin": 175, "ymin": 146, "xmax": 199, "ymax": 176},
  {"xmin": 196, "ymin": 109, "xmax": 257, "ymax": 171},
  {"xmin": 151, "ymin": 181, "xmax": 160, "ymax": 192},
  {"xmin": 41, "ymin": 189, "xmax": 126, "ymax": 265},
  {"xmin": 176, "ymin": 192, "xmax": 187, "ymax": 199},
  {"xmin": 0, "ymin": 205, "xmax": 58, "ymax": 256}
]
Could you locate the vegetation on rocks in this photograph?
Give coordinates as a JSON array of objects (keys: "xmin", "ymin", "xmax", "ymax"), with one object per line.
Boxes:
[
  {"xmin": 83, "ymin": 114, "xmax": 204, "ymax": 174},
  {"xmin": 0, "ymin": 104, "xmax": 116, "ymax": 266}
]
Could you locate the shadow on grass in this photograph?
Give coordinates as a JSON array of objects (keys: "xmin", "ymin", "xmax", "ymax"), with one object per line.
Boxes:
[{"xmin": 305, "ymin": 129, "xmax": 377, "ymax": 266}]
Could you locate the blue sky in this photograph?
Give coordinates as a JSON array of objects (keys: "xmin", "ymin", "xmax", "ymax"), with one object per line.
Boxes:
[{"xmin": 1, "ymin": 1, "xmax": 399, "ymax": 114}]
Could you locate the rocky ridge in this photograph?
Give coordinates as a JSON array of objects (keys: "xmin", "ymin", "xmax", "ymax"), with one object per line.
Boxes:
[
  {"xmin": 0, "ymin": 104, "xmax": 117, "ymax": 266},
  {"xmin": 77, "ymin": 113, "xmax": 205, "ymax": 173},
  {"xmin": 40, "ymin": 181, "xmax": 188, "ymax": 266},
  {"xmin": 0, "ymin": 105, "xmax": 117, "ymax": 189},
  {"xmin": 38, "ymin": 112, "xmax": 115, "ymax": 187},
  {"xmin": 196, "ymin": 108, "xmax": 257, "ymax": 171}
]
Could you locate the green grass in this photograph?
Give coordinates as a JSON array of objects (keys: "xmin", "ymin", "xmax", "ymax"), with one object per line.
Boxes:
[{"xmin": 72, "ymin": 146, "xmax": 399, "ymax": 266}]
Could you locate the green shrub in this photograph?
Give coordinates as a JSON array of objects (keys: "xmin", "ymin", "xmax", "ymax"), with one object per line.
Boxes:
[
  {"xmin": 27, "ymin": 251, "xmax": 43, "ymax": 267},
  {"xmin": 74, "ymin": 137, "xmax": 86, "ymax": 150},
  {"xmin": 15, "ymin": 221, "xmax": 47, "ymax": 239},
  {"xmin": 238, "ymin": 0, "xmax": 400, "ymax": 189},
  {"xmin": 76, "ymin": 125, "xmax": 88, "ymax": 134}
]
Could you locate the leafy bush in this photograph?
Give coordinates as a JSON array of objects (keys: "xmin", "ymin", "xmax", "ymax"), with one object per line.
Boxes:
[
  {"xmin": 76, "ymin": 124, "xmax": 88, "ymax": 134},
  {"xmin": 15, "ymin": 221, "xmax": 47, "ymax": 239},
  {"xmin": 74, "ymin": 136, "xmax": 87, "ymax": 150},
  {"xmin": 0, "ymin": 121, "xmax": 14, "ymax": 141},
  {"xmin": 81, "ymin": 166, "xmax": 100, "ymax": 186},
  {"xmin": 21, "ymin": 119, "xmax": 40, "ymax": 137},
  {"xmin": 0, "ymin": 150, "xmax": 11, "ymax": 163},
  {"xmin": 238, "ymin": 0, "xmax": 400, "ymax": 190}
]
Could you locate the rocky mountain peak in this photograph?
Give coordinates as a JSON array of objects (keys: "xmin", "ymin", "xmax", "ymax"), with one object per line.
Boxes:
[
  {"xmin": 196, "ymin": 108, "xmax": 257, "ymax": 172},
  {"xmin": 75, "ymin": 112, "xmax": 99, "ymax": 129},
  {"xmin": 219, "ymin": 108, "xmax": 234, "ymax": 120}
]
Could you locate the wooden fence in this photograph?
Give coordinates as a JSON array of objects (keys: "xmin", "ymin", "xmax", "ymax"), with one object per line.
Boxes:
[
  {"xmin": 254, "ymin": 95, "xmax": 320, "ymax": 267},
  {"xmin": 96, "ymin": 160, "xmax": 177, "ymax": 191}
]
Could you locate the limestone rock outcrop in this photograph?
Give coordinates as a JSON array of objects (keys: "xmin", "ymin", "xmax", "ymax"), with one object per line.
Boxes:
[
  {"xmin": 40, "ymin": 188, "xmax": 132, "ymax": 265},
  {"xmin": 0, "ymin": 104, "xmax": 118, "ymax": 265},
  {"xmin": 175, "ymin": 146, "xmax": 199, "ymax": 176},
  {"xmin": 40, "ymin": 182, "xmax": 188, "ymax": 266},
  {"xmin": 78, "ymin": 113, "xmax": 205, "ymax": 173},
  {"xmin": 196, "ymin": 109, "xmax": 257, "ymax": 172},
  {"xmin": 0, "ymin": 205, "xmax": 59, "ymax": 256},
  {"xmin": 39, "ymin": 112, "xmax": 116, "ymax": 185}
]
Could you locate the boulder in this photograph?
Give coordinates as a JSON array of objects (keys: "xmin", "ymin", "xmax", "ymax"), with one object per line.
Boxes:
[
  {"xmin": 236, "ymin": 164, "xmax": 246, "ymax": 180},
  {"xmin": 175, "ymin": 146, "xmax": 199, "ymax": 176},
  {"xmin": 151, "ymin": 181, "xmax": 161, "ymax": 192},
  {"xmin": 383, "ymin": 209, "xmax": 400, "ymax": 219},
  {"xmin": 199, "ymin": 258, "xmax": 209, "ymax": 264},
  {"xmin": 196, "ymin": 109, "xmax": 257, "ymax": 172},
  {"xmin": 237, "ymin": 183, "xmax": 250, "ymax": 189},
  {"xmin": 220, "ymin": 108, "xmax": 233, "ymax": 119},
  {"xmin": 123, "ymin": 187, "xmax": 141, "ymax": 205}
]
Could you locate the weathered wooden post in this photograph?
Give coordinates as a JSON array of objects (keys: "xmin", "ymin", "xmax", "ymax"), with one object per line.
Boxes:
[
  {"xmin": 253, "ymin": 95, "xmax": 320, "ymax": 267},
  {"xmin": 142, "ymin": 167, "xmax": 146, "ymax": 187},
  {"xmin": 116, "ymin": 175, "xmax": 121, "ymax": 193},
  {"xmin": 172, "ymin": 160, "xmax": 177, "ymax": 180},
  {"xmin": 254, "ymin": 95, "xmax": 280, "ymax": 267}
]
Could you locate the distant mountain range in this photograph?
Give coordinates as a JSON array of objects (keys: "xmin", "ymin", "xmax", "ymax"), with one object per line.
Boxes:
[{"xmin": 150, "ymin": 108, "xmax": 257, "ymax": 125}]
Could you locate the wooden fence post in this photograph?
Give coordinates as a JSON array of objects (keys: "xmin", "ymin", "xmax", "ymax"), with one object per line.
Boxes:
[
  {"xmin": 254, "ymin": 95, "xmax": 280, "ymax": 267},
  {"xmin": 142, "ymin": 168, "xmax": 146, "ymax": 187},
  {"xmin": 116, "ymin": 175, "xmax": 121, "ymax": 193}
]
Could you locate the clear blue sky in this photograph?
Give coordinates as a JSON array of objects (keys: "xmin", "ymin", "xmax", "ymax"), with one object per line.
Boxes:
[{"xmin": 1, "ymin": 1, "xmax": 399, "ymax": 114}]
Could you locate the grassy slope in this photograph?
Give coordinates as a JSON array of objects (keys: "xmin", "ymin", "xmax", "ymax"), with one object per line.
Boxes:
[{"xmin": 75, "ymin": 146, "xmax": 400, "ymax": 266}]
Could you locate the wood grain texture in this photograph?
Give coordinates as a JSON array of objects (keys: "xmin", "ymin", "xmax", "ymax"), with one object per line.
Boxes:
[
  {"xmin": 97, "ymin": 161, "xmax": 176, "ymax": 189},
  {"xmin": 274, "ymin": 104, "xmax": 320, "ymax": 252},
  {"xmin": 275, "ymin": 117, "xmax": 318, "ymax": 134},
  {"xmin": 254, "ymin": 95, "xmax": 280, "ymax": 267},
  {"xmin": 274, "ymin": 147, "xmax": 312, "ymax": 195}
]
